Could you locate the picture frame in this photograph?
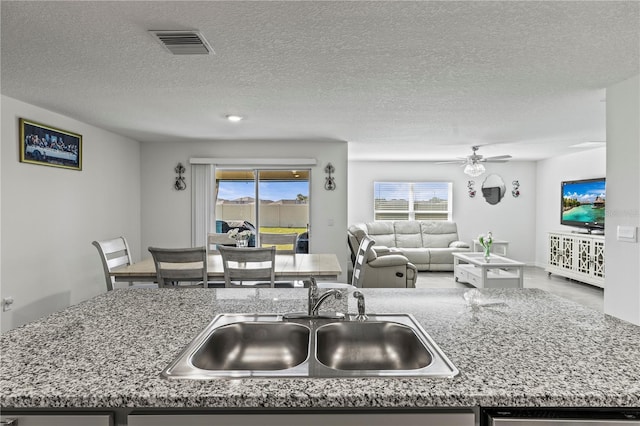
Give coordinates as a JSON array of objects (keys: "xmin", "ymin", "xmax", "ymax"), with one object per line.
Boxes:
[{"xmin": 19, "ymin": 118, "xmax": 82, "ymax": 171}]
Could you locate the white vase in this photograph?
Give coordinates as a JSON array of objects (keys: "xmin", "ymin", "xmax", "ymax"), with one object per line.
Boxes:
[{"xmin": 236, "ymin": 239, "xmax": 248, "ymax": 248}]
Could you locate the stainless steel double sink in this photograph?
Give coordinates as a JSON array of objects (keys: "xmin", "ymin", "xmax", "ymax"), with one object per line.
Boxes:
[{"xmin": 162, "ymin": 313, "xmax": 459, "ymax": 379}]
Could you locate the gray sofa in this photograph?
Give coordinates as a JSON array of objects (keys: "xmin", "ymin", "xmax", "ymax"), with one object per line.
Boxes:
[{"xmin": 348, "ymin": 220, "xmax": 470, "ymax": 271}]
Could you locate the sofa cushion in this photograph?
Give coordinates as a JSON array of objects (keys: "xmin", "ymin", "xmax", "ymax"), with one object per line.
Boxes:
[
  {"xmin": 428, "ymin": 248, "xmax": 459, "ymax": 265},
  {"xmin": 420, "ymin": 221, "xmax": 460, "ymax": 248},
  {"xmin": 392, "ymin": 247, "xmax": 430, "ymax": 267},
  {"xmin": 364, "ymin": 221, "xmax": 397, "ymax": 247},
  {"xmin": 394, "ymin": 221, "xmax": 423, "ymax": 248}
]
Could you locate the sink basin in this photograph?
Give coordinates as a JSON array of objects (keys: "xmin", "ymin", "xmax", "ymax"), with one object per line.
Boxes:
[
  {"xmin": 162, "ymin": 313, "xmax": 458, "ymax": 379},
  {"xmin": 191, "ymin": 322, "xmax": 309, "ymax": 371},
  {"xmin": 315, "ymin": 321, "xmax": 432, "ymax": 370}
]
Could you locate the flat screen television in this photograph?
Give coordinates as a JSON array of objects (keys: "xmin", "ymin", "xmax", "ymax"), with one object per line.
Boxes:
[{"xmin": 561, "ymin": 177, "xmax": 606, "ymax": 233}]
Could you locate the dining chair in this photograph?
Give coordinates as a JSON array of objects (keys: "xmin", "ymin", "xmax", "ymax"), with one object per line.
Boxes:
[
  {"xmin": 92, "ymin": 236, "xmax": 158, "ymax": 291},
  {"xmin": 350, "ymin": 236, "xmax": 375, "ymax": 287},
  {"xmin": 313, "ymin": 236, "xmax": 375, "ymax": 289},
  {"xmin": 259, "ymin": 233, "xmax": 298, "ymax": 254},
  {"xmin": 148, "ymin": 246, "xmax": 208, "ymax": 288},
  {"xmin": 207, "ymin": 232, "xmax": 237, "ymax": 254},
  {"xmin": 219, "ymin": 246, "xmax": 287, "ymax": 288}
]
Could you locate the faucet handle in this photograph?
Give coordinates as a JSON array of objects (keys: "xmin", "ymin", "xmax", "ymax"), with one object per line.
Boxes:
[
  {"xmin": 308, "ymin": 277, "xmax": 319, "ymax": 298},
  {"xmin": 353, "ymin": 291, "xmax": 368, "ymax": 321}
]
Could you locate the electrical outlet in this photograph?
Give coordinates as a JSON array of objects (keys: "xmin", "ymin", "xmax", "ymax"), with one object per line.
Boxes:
[{"xmin": 2, "ymin": 297, "xmax": 14, "ymax": 312}]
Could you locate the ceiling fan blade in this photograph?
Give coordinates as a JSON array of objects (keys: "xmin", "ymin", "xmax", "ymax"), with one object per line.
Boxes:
[
  {"xmin": 435, "ymin": 161, "xmax": 464, "ymax": 165},
  {"xmin": 483, "ymin": 155, "xmax": 512, "ymax": 161}
]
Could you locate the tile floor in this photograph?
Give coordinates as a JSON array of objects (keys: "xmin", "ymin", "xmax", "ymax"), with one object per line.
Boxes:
[{"xmin": 415, "ymin": 266, "xmax": 604, "ymax": 312}]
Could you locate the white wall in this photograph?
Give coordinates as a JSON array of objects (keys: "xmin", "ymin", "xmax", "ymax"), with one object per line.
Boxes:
[
  {"xmin": 534, "ymin": 147, "xmax": 607, "ymax": 266},
  {"xmin": 348, "ymin": 161, "xmax": 538, "ymax": 264},
  {"xmin": 1, "ymin": 96, "xmax": 142, "ymax": 331},
  {"xmin": 139, "ymin": 139, "xmax": 349, "ymax": 281},
  {"xmin": 605, "ymin": 74, "xmax": 640, "ymax": 325}
]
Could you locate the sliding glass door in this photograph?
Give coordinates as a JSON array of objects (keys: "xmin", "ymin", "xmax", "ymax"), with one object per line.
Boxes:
[{"xmin": 214, "ymin": 168, "xmax": 310, "ymax": 251}]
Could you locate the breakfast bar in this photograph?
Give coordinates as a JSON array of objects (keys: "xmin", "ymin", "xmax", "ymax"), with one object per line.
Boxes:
[{"xmin": 1, "ymin": 288, "xmax": 639, "ymax": 424}]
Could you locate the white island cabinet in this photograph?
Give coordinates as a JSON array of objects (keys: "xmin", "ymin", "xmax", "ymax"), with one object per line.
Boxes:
[
  {"xmin": 0, "ymin": 413, "xmax": 112, "ymax": 425},
  {"xmin": 128, "ymin": 411, "xmax": 475, "ymax": 426}
]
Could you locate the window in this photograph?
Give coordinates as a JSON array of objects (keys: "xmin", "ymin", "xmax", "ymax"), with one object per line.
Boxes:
[
  {"xmin": 374, "ymin": 182, "xmax": 452, "ymax": 221},
  {"xmin": 191, "ymin": 159, "xmax": 316, "ymax": 249},
  {"xmin": 215, "ymin": 168, "xmax": 310, "ymax": 249}
]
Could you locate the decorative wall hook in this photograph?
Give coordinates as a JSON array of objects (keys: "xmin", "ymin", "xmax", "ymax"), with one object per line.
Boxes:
[
  {"xmin": 512, "ymin": 180, "xmax": 520, "ymax": 198},
  {"xmin": 467, "ymin": 180, "xmax": 476, "ymax": 198},
  {"xmin": 174, "ymin": 163, "xmax": 186, "ymax": 191},
  {"xmin": 324, "ymin": 162, "xmax": 336, "ymax": 191}
]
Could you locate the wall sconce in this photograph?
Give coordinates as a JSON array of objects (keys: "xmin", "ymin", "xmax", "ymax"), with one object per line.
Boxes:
[
  {"xmin": 467, "ymin": 180, "xmax": 476, "ymax": 198},
  {"xmin": 324, "ymin": 163, "xmax": 336, "ymax": 191},
  {"xmin": 174, "ymin": 163, "xmax": 186, "ymax": 191},
  {"xmin": 512, "ymin": 180, "xmax": 520, "ymax": 198}
]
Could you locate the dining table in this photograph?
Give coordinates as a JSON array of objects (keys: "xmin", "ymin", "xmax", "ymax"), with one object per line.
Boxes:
[{"xmin": 110, "ymin": 253, "xmax": 342, "ymax": 286}]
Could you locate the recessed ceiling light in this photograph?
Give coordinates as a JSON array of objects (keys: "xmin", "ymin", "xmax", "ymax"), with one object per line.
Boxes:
[{"xmin": 225, "ymin": 114, "xmax": 244, "ymax": 122}]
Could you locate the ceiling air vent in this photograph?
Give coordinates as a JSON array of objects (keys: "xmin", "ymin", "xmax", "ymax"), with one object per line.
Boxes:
[{"xmin": 149, "ymin": 30, "xmax": 214, "ymax": 55}]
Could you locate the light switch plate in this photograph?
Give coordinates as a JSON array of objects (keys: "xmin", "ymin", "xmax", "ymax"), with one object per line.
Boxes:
[{"xmin": 617, "ymin": 225, "xmax": 637, "ymax": 243}]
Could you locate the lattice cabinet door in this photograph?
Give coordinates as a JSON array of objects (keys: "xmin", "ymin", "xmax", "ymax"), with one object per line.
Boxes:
[
  {"xmin": 548, "ymin": 234, "xmax": 562, "ymax": 267},
  {"xmin": 592, "ymin": 239, "xmax": 605, "ymax": 279},
  {"xmin": 576, "ymin": 237, "xmax": 593, "ymax": 275},
  {"xmin": 560, "ymin": 235, "xmax": 574, "ymax": 270}
]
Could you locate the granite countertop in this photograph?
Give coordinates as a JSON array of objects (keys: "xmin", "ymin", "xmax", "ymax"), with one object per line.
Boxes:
[{"xmin": 1, "ymin": 287, "xmax": 639, "ymax": 409}]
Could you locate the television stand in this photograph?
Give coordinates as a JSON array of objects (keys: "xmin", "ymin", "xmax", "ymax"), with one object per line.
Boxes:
[{"xmin": 546, "ymin": 231, "xmax": 605, "ymax": 288}]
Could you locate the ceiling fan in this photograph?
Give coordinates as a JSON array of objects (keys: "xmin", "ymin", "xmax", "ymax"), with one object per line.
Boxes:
[{"xmin": 437, "ymin": 145, "xmax": 512, "ymax": 177}]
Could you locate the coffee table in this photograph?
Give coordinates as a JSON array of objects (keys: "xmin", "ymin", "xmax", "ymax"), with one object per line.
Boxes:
[{"xmin": 453, "ymin": 252, "xmax": 525, "ymax": 289}]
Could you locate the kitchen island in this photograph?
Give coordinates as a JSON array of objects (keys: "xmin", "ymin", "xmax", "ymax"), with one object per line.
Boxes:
[{"xmin": 1, "ymin": 288, "xmax": 639, "ymax": 424}]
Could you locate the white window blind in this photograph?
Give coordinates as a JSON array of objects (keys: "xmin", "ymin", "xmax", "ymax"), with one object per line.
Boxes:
[{"xmin": 374, "ymin": 182, "xmax": 452, "ymax": 221}]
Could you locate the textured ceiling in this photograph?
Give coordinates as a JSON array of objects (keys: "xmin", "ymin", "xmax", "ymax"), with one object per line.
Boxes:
[{"xmin": 1, "ymin": 1, "xmax": 638, "ymax": 161}]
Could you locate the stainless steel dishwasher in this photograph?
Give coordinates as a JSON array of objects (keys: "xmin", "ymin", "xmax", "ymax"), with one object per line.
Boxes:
[{"xmin": 482, "ymin": 408, "xmax": 640, "ymax": 426}]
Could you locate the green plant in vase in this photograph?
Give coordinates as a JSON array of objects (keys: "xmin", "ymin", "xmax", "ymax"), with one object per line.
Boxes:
[{"xmin": 478, "ymin": 231, "xmax": 493, "ymax": 261}]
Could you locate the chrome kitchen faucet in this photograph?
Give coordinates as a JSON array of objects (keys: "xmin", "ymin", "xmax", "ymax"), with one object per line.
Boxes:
[{"xmin": 308, "ymin": 277, "xmax": 343, "ymax": 316}]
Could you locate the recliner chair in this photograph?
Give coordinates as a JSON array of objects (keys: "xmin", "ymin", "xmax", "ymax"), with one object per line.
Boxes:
[{"xmin": 347, "ymin": 232, "xmax": 417, "ymax": 288}]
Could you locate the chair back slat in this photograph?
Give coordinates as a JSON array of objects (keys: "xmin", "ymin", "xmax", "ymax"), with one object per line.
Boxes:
[
  {"xmin": 148, "ymin": 246, "xmax": 207, "ymax": 288},
  {"xmin": 207, "ymin": 233, "xmax": 237, "ymax": 254},
  {"xmin": 106, "ymin": 255, "xmax": 130, "ymax": 270},
  {"xmin": 156, "ymin": 267, "xmax": 206, "ymax": 281},
  {"xmin": 259, "ymin": 233, "xmax": 298, "ymax": 254},
  {"xmin": 218, "ymin": 246, "xmax": 276, "ymax": 287}
]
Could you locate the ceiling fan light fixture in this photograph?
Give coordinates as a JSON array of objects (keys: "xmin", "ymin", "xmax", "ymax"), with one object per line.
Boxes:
[{"xmin": 464, "ymin": 162, "xmax": 486, "ymax": 177}]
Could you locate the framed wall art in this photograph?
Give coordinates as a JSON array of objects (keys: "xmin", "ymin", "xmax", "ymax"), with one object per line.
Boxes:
[{"xmin": 19, "ymin": 118, "xmax": 82, "ymax": 171}]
